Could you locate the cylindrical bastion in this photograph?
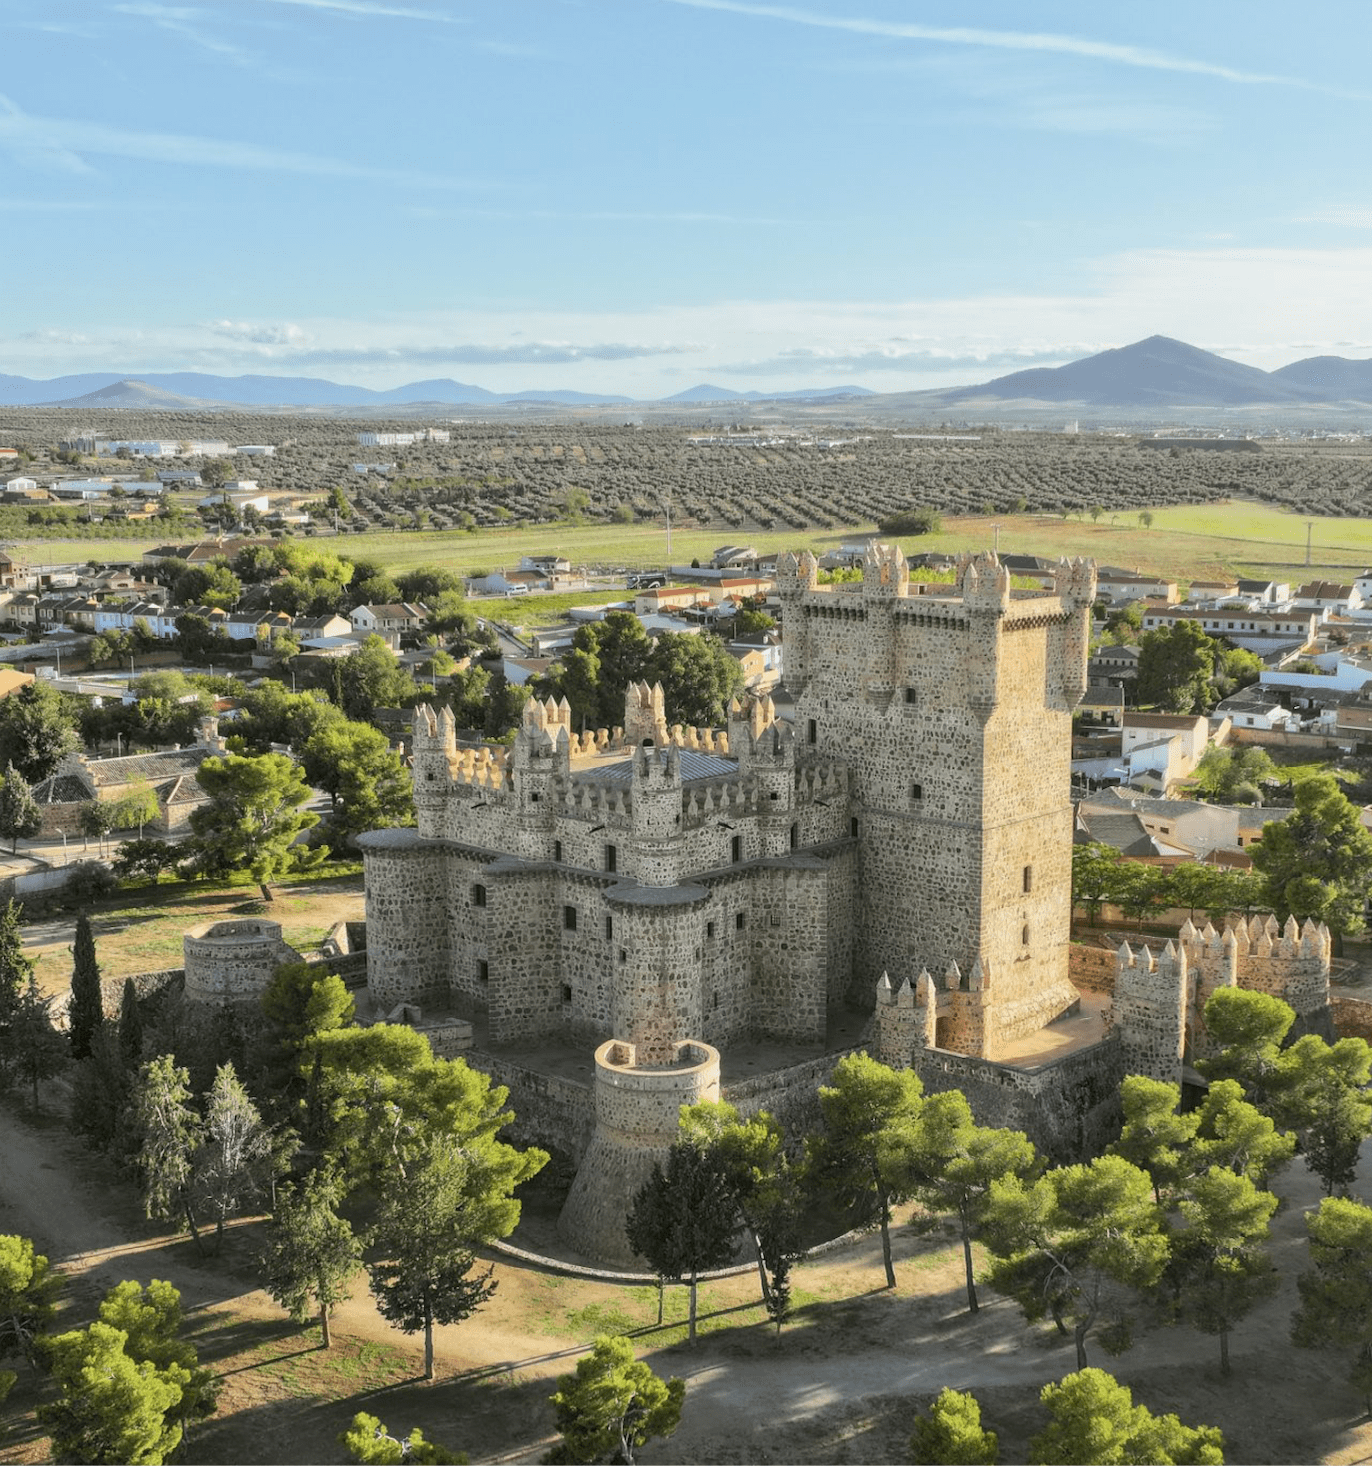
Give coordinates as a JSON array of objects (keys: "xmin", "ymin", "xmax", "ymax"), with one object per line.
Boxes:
[
  {"xmin": 557, "ymin": 1036, "xmax": 721, "ymax": 1266},
  {"xmin": 183, "ymin": 919, "xmax": 301, "ymax": 1005}
]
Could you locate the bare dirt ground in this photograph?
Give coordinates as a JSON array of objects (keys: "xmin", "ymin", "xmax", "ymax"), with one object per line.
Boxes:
[{"xmin": 2, "ymin": 1087, "xmax": 1371, "ymax": 1466}]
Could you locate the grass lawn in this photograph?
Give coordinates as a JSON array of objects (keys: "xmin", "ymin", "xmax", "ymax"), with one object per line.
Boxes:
[{"xmin": 16, "ymin": 499, "xmax": 1372, "ymax": 590}]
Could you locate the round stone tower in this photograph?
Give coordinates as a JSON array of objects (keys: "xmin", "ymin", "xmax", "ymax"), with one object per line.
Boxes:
[
  {"xmin": 183, "ymin": 919, "xmax": 301, "ymax": 1006},
  {"xmin": 557, "ymin": 1037, "xmax": 721, "ymax": 1266}
]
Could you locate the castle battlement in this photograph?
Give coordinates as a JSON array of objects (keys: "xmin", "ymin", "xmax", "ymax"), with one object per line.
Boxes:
[{"xmin": 1112, "ymin": 914, "xmax": 1333, "ymax": 1082}]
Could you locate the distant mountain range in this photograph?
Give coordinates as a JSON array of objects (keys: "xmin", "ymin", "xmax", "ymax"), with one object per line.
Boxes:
[
  {"xmin": 2, "ymin": 337, "xmax": 1371, "ymax": 411},
  {"xmin": 0, "ymin": 370, "xmax": 875, "ymax": 411}
]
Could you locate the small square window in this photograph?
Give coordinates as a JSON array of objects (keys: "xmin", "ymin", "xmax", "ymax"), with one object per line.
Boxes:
[
  {"xmin": 605, "ymin": 844, "xmax": 617, "ymax": 873},
  {"xmin": 911, "ymin": 782, "xmax": 923, "ymax": 802},
  {"xmin": 706, "ymin": 920, "xmax": 716, "ymax": 938},
  {"xmin": 850, "ymin": 817, "xmax": 859, "ymax": 838},
  {"xmin": 1023, "ymin": 865, "xmax": 1033, "ymax": 894},
  {"xmin": 563, "ymin": 905, "xmax": 577, "ymax": 931},
  {"xmin": 561, "ymin": 983, "xmax": 572, "ymax": 1003},
  {"xmin": 731, "ymin": 834, "xmax": 742, "ymax": 863},
  {"xmin": 735, "ymin": 912, "xmax": 746, "ymax": 931},
  {"xmin": 605, "ymin": 914, "xmax": 613, "ymax": 939},
  {"xmin": 618, "ymin": 947, "xmax": 627, "ymax": 963},
  {"xmin": 904, "ymin": 687, "xmax": 917, "ymax": 705},
  {"xmin": 807, "ymin": 718, "xmax": 817, "ymax": 745},
  {"xmin": 477, "ymin": 960, "xmax": 489, "ymax": 982},
  {"xmin": 553, "ymin": 840, "xmax": 563, "ymax": 862},
  {"xmin": 472, "ymin": 883, "xmax": 486, "ymax": 907}
]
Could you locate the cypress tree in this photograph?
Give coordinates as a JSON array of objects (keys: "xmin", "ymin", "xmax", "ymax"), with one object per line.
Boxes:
[
  {"xmin": 117, "ymin": 977, "xmax": 142, "ymax": 1070},
  {"xmin": 0, "ymin": 897, "xmax": 32, "ymax": 1029},
  {"xmin": 69, "ymin": 913, "xmax": 104, "ymax": 1061}
]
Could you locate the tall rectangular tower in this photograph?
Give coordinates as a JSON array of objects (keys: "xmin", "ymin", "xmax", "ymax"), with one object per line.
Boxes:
[{"xmin": 776, "ymin": 544, "xmax": 1096, "ymax": 1058}]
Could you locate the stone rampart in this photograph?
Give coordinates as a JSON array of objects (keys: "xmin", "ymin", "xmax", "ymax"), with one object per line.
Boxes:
[
  {"xmin": 1333, "ymin": 995, "xmax": 1372, "ymax": 1042},
  {"xmin": 1068, "ymin": 942, "xmax": 1117, "ymax": 993},
  {"xmin": 914, "ymin": 1036, "xmax": 1123, "ymax": 1164}
]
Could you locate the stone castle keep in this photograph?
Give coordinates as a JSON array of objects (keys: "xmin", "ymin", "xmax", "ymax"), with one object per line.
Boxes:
[{"xmin": 350, "ymin": 543, "xmax": 1332, "ymax": 1263}]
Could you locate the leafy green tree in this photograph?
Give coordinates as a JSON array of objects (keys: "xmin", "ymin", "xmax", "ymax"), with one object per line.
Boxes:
[
  {"xmin": 1292, "ymin": 1195, "xmax": 1372, "ymax": 1414},
  {"xmin": 677, "ymin": 1100, "xmax": 802, "ymax": 1325},
  {"xmin": 1070, "ymin": 841, "xmax": 1122, "ymax": 924},
  {"xmin": 1028, "ymin": 1368, "xmax": 1223, "ymax": 1465},
  {"xmin": 194, "ymin": 1062, "xmax": 280, "ymax": 1252},
  {"xmin": 0, "ymin": 1234, "xmax": 63, "ymax": 1366},
  {"xmin": 909, "ymin": 1386, "xmax": 999, "ymax": 1466},
  {"xmin": 39, "ymin": 1320, "xmax": 190, "ymax": 1465},
  {"xmin": 1164, "ymin": 1166, "xmax": 1278, "ymax": 1375},
  {"xmin": 906, "ymin": 1090, "xmax": 1038, "ymax": 1313},
  {"xmin": 983, "ymin": 1155, "xmax": 1168, "ymax": 1370},
  {"xmin": 172, "ymin": 560, "xmax": 241, "ymax": 609},
  {"xmin": 0, "ymin": 681, "xmax": 79, "ymax": 782},
  {"xmin": 97, "ymin": 1279, "xmax": 217, "ymax": 1435},
  {"xmin": 0, "ymin": 763, "xmax": 41, "ymax": 853},
  {"xmin": 69, "ymin": 911, "xmax": 104, "ymax": 1061},
  {"xmin": 260, "ymin": 1168, "xmax": 361, "ymax": 1348},
  {"xmin": 547, "ymin": 1334, "xmax": 685, "ymax": 1466},
  {"xmin": 174, "ymin": 611, "xmax": 230, "ymax": 661},
  {"xmin": 113, "ymin": 837, "xmax": 183, "ymax": 884},
  {"xmin": 336, "ymin": 635, "xmax": 418, "ymax": 722},
  {"xmin": 1250, "ymin": 774, "xmax": 1372, "ymax": 939},
  {"xmin": 397, "ymin": 567, "xmax": 464, "ymax": 603},
  {"xmin": 485, "ymin": 673, "xmax": 531, "ymax": 739},
  {"xmin": 366, "ymin": 1126, "xmax": 544, "ymax": 1379},
  {"xmin": 340, "ymin": 1412, "xmax": 466, "ymax": 1464},
  {"xmin": 188, "ymin": 752, "xmax": 326, "ymax": 896},
  {"xmin": 646, "ymin": 631, "xmax": 745, "ymax": 728},
  {"xmin": 131, "ymin": 1055, "xmax": 205, "ymax": 1248},
  {"xmin": 300, "ymin": 719, "xmax": 412, "ymax": 843},
  {"xmin": 1190, "ymin": 745, "xmax": 1277, "ymax": 803},
  {"xmin": 625, "ymin": 1140, "xmax": 741, "ymax": 1343},
  {"xmin": 1134, "ymin": 619, "xmax": 1217, "ymax": 714},
  {"xmin": 807, "ymin": 1053, "xmax": 926, "ymax": 1289},
  {"xmin": 443, "ymin": 664, "xmax": 491, "ymax": 729},
  {"xmin": 551, "ymin": 612, "xmax": 653, "ymax": 730}
]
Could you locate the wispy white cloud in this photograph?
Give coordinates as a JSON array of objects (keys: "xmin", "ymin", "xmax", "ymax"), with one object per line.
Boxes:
[
  {"xmin": 667, "ymin": 0, "xmax": 1361, "ymax": 96},
  {"xmin": 1299, "ymin": 207, "xmax": 1372, "ymax": 229},
  {"xmin": 112, "ymin": 3, "xmax": 255, "ymax": 65},
  {"xmin": 253, "ymin": 0, "xmax": 462, "ymax": 21},
  {"xmin": 0, "ymin": 92, "xmax": 491, "ymax": 188},
  {"xmin": 9, "ymin": 247, "xmax": 1372, "ymax": 389}
]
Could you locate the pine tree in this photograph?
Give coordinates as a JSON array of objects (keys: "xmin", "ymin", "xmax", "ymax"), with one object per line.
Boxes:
[
  {"xmin": 259, "ymin": 1168, "xmax": 361, "ymax": 1348},
  {"xmin": 625, "ymin": 1140, "xmax": 740, "ymax": 1344},
  {"xmin": 547, "ymin": 1335, "xmax": 684, "ymax": 1466},
  {"xmin": 340, "ymin": 1412, "xmax": 465, "ymax": 1464},
  {"xmin": 7, "ymin": 977, "xmax": 67, "ymax": 1111},
  {"xmin": 195, "ymin": 1062, "xmax": 279, "ymax": 1253},
  {"xmin": 131, "ymin": 1055, "xmax": 205, "ymax": 1249},
  {"xmin": 0, "ymin": 1234, "xmax": 64, "ymax": 1367},
  {"xmin": 910, "ymin": 1387, "xmax": 999, "ymax": 1466},
  {"xmin": 69, "ymin": 913, "xmax": 104, "ymax": 1061},
  {"xmin": 1028, "ymin": 1369, "xmax": 1223, "ymax": 1465}
]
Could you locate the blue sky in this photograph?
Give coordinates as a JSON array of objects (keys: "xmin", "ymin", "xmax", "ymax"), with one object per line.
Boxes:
[{"xmin": 3, "ymin": 0, "xmax": 1371, "ymax": 396}]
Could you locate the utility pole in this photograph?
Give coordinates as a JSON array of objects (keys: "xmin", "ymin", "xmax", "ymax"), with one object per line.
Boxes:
[
  {"xmin": 666, "ymin": 493, "xmax": 672, "ymax": 559},
  {"xmin": 1306, "ymin": 520, "xmax": 1313, "ymax": 567}
]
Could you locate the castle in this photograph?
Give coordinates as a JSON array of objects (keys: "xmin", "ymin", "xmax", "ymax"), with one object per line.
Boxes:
[{"xmin": 350, "ymin": 542, "xmax": 1330, "ymax": 1262}]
